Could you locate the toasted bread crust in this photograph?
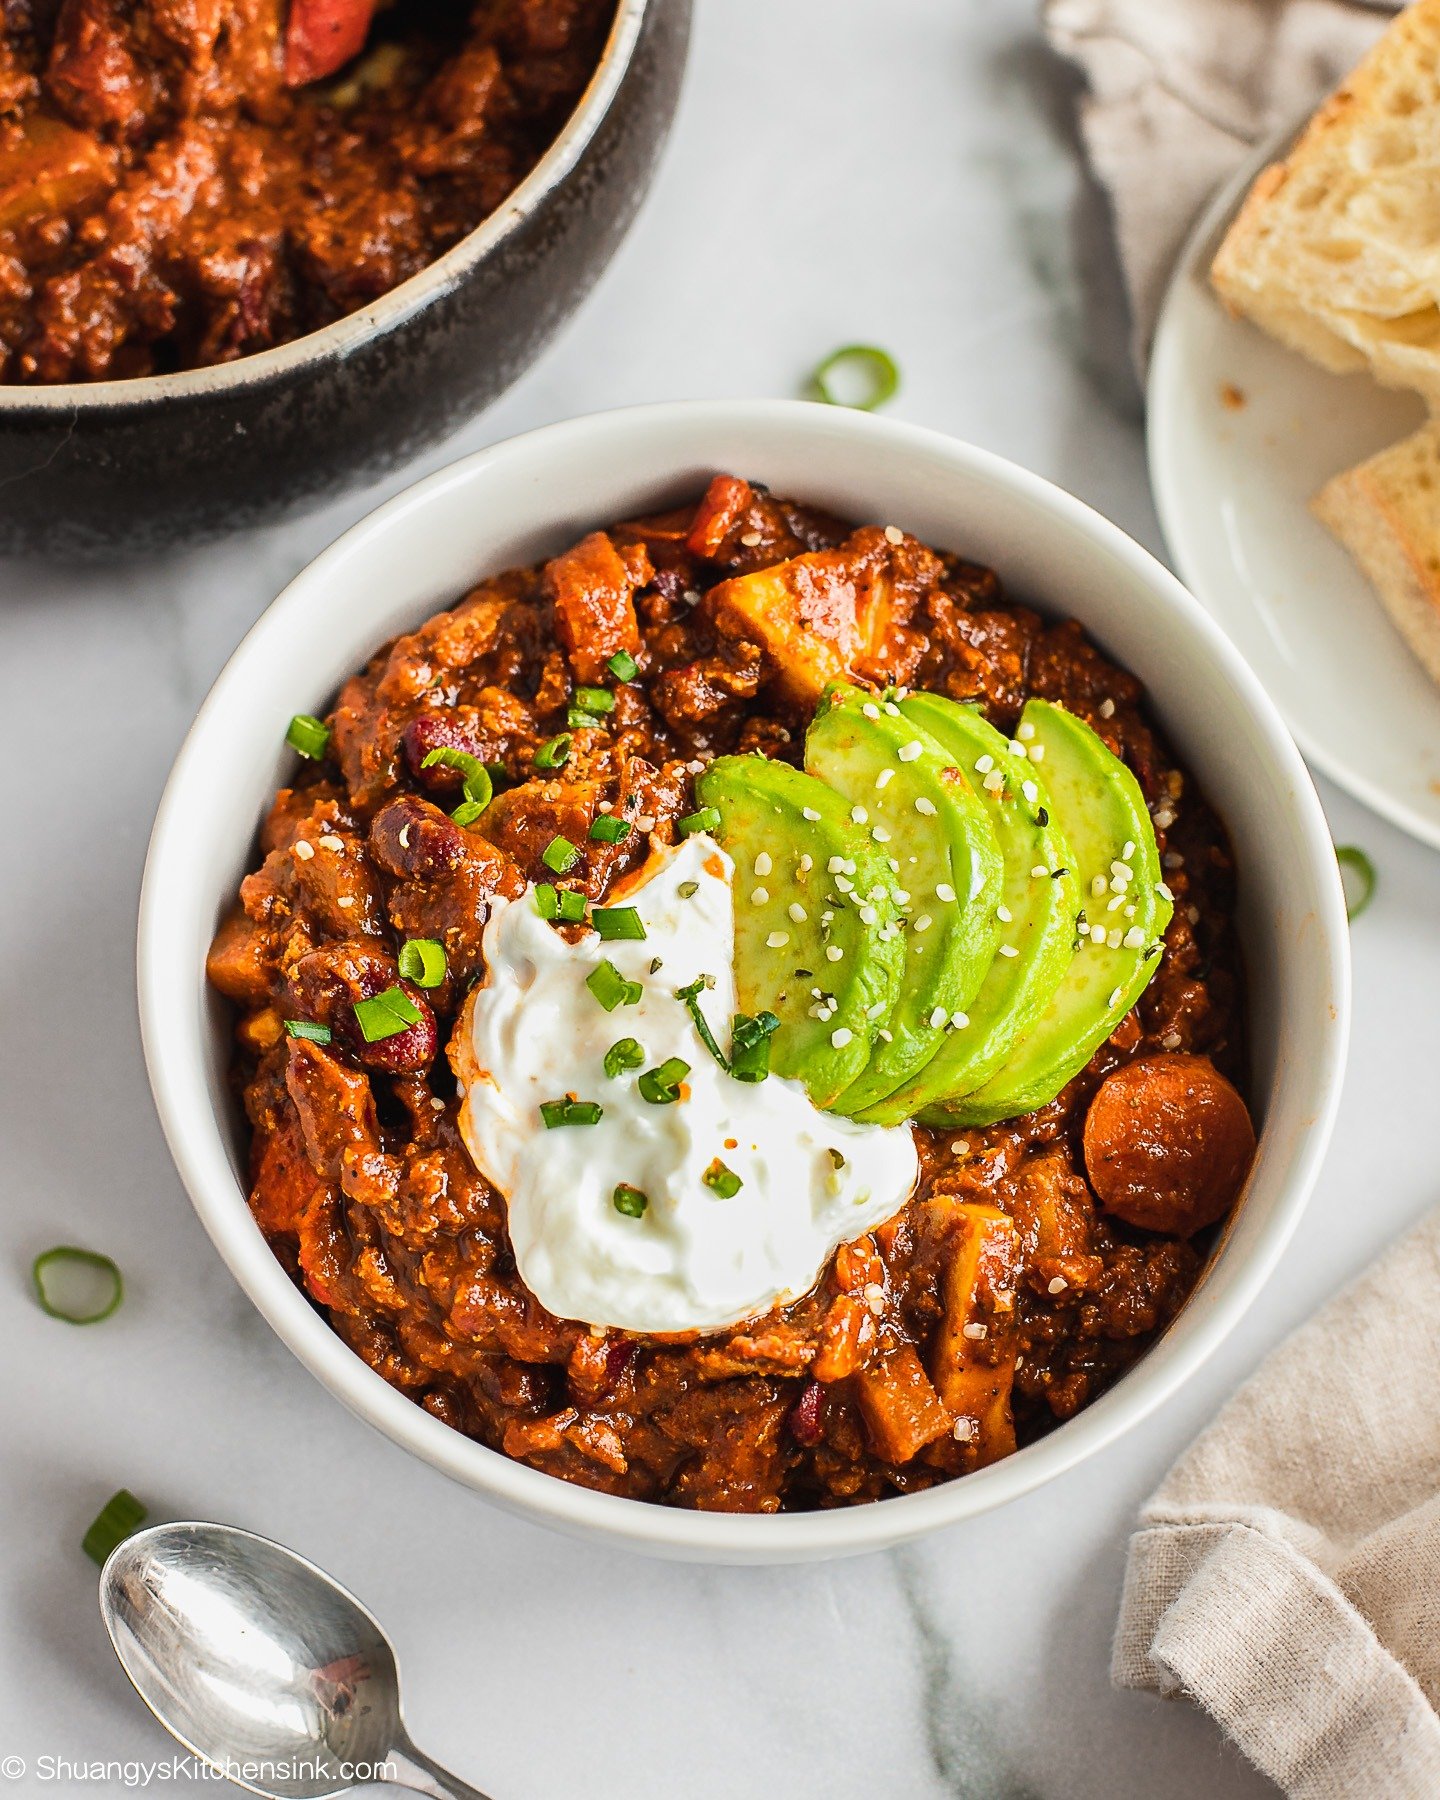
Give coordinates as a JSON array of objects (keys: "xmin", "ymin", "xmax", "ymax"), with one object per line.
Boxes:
[
  {"xmin": 1210, "ymin": 0, "xmax": 1440, "ymax": 402},
  {"xmin": 1313, "ymin": 425, "xmax": 1440, "ymax": 688}
]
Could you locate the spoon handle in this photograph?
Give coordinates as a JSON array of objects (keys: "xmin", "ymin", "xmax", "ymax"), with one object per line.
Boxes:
[{"xmin": 388, "ymin": 1735, "xmax": 496, "ymax": 1800}]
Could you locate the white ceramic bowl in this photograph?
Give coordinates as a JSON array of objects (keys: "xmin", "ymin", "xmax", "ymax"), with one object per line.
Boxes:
[{"xmin": 140, "ymin": 399, "xmax": 1350, "ymax": 1563}]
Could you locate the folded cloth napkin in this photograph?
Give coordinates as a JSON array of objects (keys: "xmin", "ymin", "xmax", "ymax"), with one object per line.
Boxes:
[
  {"xmin": 1042, "ymin": 0, "xmax": 1396, "ymax": 362},
  {"xmin": 1112, "ymin": 1207, "xmax": 1440, "ymax": 1798}
]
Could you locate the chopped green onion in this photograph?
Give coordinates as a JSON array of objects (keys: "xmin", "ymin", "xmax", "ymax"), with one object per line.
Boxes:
[
  {"xmin": 568, "ymin": 708, "xmax": 604, "ymax": 730},
  {"xmin": 574, "ymin": 686, "xmax": 615, "ymax": 715},
  {"xmin": 703, "ymin": 1158, "xmax": 743, "ymax": 1199},
  {"xmin": 286, "ymin": 713, "xmax": 331, "ymax": 760},
  {"xmin": 32, "ymin": 1246, "xmax": 123, "ymax": 1324},
  {"xmin": 284, "ymin": 1019, "xmax": 332, "ymax": 1044},
  {"xmin": 677, "ymin": 806, "xmax": 721, "ymax": 838},
  {"xmin": 731, "ymin": 1010, "xmax": 780, "ymax": 1053},
  {"xmin": 593, "ymin": 905, "xmax": 645, "ymax": 942},
  {"xmin": 810, "ymin": 343, "xmax": 900, "ymax": 412},
  {"xmin": 676, "ymin": 975, "xmax": 728, "ymax": 1069},
  {"xmin": 534, "ymin": 733, "xmax": 572, "ymax": 769},
  {"xmin": 539, "ymin": 1096, "xmax": 604, "ymax": 1128},
  {"xmin": 638, "ymin": 1057, "xmax": 689, "ymax": 1105},
  {"xmin": 451, "ymin": 799, "xmax": 487, "ymax": 828},
  {"xmin": 586, "ymin": 959, "xmax": 642, "ymax": 1012},
  {"xmin": 421, "ymin": 746, "xmax": 493, "ymax": 811},
  {"xmin": 607, "ymin": 650, "xmax": 639, "ymax": 682},
  {"xmin": 590, "ymin": 814, "xmax": 632, "ymax": 845},
  {"xmin": 354, "ymin": 985, "xmax": 422, "ymax": 1043},
  {"xmin": 542, "ymin": 835, "xmax": 580, "ymax": 874},
  {"xmin": 1336, "ymin": 845, "xmax": 1376, "ymax": 921},
  {"xmin": 398, "ymin": 939, "xmax": 447, "ymax": 987},
  {"xmin": 535, "ymin": 884, "xmax": 587, "ymax": 923},
  {"xmin": 612, "ymin": 1183, "xmax": 649, "ymax": 1218},
  {"xmin": 603, "ymin": 1036, "xmax": 646, "ymax": 1078},
  {"xmin": 729, "ymin": 1009, "xmax": 780, "ymax": 1083},
  {"xmin": 677, "ymin": 881, "xmax": 699, "ymax": 899},
  {"xmin": 82, "ymin": 1490, "xmax": 147, "ymax": 1567}
]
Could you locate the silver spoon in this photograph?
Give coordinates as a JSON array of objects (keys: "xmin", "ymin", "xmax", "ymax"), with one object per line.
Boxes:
[{"xmin": 100, "ymin": 1521, "xmax": 491, "ymax": 1800}]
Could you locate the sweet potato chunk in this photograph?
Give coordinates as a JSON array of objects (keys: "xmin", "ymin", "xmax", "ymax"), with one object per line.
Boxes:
[
  {"xmin": 545, "ymin": 530, "xmax": 646, "ymax": 685},
  {"xmin": 249, "ymin": 1113, "xmax": 329, "ymax": 1242},
  {"xmin": 205, "ymin": 904, "xmax": 276, "ymax": 1006},
  {"xmin": 0, "ymin": 111, "xmax": 117, "ymax": 230},
  {"xmin": 930, "ymin": 1202, "xmax": 1021, "ymax": 1465},
  {"xmin": 853, "ymin": 1343, "xmax": 953, "ymax": 1464},
  {"xmin": 706, "ymin": 526, "xmax": 941, "ymax": 706}
]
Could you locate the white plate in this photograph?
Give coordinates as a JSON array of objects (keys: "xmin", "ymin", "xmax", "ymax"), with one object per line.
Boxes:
[{"xmin": 1148, "ymin": 130, "xmax": 1440, "ymax": 849}]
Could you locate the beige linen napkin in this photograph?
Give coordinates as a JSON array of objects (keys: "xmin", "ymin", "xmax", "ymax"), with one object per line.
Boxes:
[
  {"xmin": 1042, "ymin": 0, "xmax": 1396, "ymax": 359},
  {"xmin": 1112, "ymin": 1208, "xmax": 1440, "ymax": 1797}
]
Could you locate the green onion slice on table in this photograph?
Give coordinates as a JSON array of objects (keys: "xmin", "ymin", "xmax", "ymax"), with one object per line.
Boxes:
[
  {"xmin": 1335, "ymin": 845, "xmax": 1376, "ymax": 921},
  {"xmin": 810, "ymin": 343, "xmax": 900, "ymax": 411},
  {"xmin": 82, "ymin": 1489, "xmax": 148, "ymax": 1566},
  {"xmin": 32, "ymin": 1245, "xmax": 124, "ymax": 1323}
]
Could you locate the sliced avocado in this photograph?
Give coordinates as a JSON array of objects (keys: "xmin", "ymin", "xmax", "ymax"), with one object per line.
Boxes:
[
  {"xmin": 804, "ymin": 685, "xmax": 1004, "ymax": 1117},
  {"xmin": 863, "ymin": 692, "xmax": 1079, "ymax": 1124},
  {"xmin": 694, "ymin": 756, "xmax": 905, "ymax": 1108},
  {"xmin": 930, "ymin": 699, "xmax": 1172, "ymax": 1128}
]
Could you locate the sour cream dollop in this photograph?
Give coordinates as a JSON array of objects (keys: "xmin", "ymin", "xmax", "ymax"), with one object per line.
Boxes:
[{"xmin": 451, "ymin": 835, "xmax": 918, "ymax": 1333}]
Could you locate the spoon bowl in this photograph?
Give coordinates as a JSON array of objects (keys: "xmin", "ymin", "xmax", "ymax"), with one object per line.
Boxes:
[{"xmin": 100, "ymin": 1522, "xmax": 487, "ymax": 1800}]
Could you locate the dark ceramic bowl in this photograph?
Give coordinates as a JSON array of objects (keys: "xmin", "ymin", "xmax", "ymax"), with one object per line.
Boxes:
[{"xmin": 0, "ymin": 0, "xmax": 689, "ymax": 559}]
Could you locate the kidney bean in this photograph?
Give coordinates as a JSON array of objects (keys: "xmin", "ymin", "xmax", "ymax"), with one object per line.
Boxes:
[
  {"xmin": 286, "ymin": 943, "xmax": 438, "ymax": 1074},
  {"xmin": 787, "ymin": 1380, "xmax": 825, "ymax": 1447},
  {"xmin": 370, "ymin": 795, "xmax": 466, "ymax": 878},
  {"xmin": 401, "ymin": 712, "xmax": 487, "ymax": 791},
  {"xmin": 351, "ymin": 984, "xmax": 437, "ymax": 1075}
]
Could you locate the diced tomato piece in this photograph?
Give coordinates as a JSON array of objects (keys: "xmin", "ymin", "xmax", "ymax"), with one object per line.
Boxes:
[{"xmin": 284, "ymin": 0, "xmax": 378, "ymax": 86}]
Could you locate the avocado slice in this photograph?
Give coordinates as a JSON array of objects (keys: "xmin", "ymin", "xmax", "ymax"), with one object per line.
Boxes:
[
  {"xmin": 861, "ymin": 692, "xmax": 1079, "ymax": 1124},
  {"xmin": 694, "ymin": 756, "xmax": 905, "ymax": 1108},
  {"xmin": 930, "ymin": 699, "xmax": 1172, "ymax": 1128},
  {"xmin": 804, "ymin": 685, "xmax": 1004, "ymax": 1118}
]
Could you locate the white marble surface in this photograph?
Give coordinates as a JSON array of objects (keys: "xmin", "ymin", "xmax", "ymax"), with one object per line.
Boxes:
[{"xmin": 3, "ymin": 2, "xmax": 1436, "ymax": 1795}]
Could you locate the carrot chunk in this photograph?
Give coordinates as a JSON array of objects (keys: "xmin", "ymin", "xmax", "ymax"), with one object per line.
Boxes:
[{"xmin": 1083, "ymin": 1054, "xmax": 1256, "ymax": 1235}]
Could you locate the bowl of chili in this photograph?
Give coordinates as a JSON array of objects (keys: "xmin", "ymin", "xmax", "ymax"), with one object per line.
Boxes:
[{"xmin": 139, "ymin": 399, "xmax": 1350, "ymax": 1561}]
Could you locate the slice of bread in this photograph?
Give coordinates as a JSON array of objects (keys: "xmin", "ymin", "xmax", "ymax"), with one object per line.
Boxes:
[
  {"xmin": 1312, "ymin": 421, "xmax": 1440, "ymax": 686},
  {"xmin": 1212, "ymin": 0, "xmax": 1440, "ymax": 405}
]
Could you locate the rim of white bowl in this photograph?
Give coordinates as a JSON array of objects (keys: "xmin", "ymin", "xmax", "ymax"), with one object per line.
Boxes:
[
  {"xmin": 139, "ymin": 399, "xmax": 1351, "ymax": 1560},
  {"xmin": 0, "ymin": 0, "xmax": 648, "ymax": 412}
]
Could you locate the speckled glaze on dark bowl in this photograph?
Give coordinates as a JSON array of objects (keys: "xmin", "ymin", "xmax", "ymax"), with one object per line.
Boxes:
[{"xmin": 0, "ymin": 0, "xmax": 689, "ymax": 560}]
